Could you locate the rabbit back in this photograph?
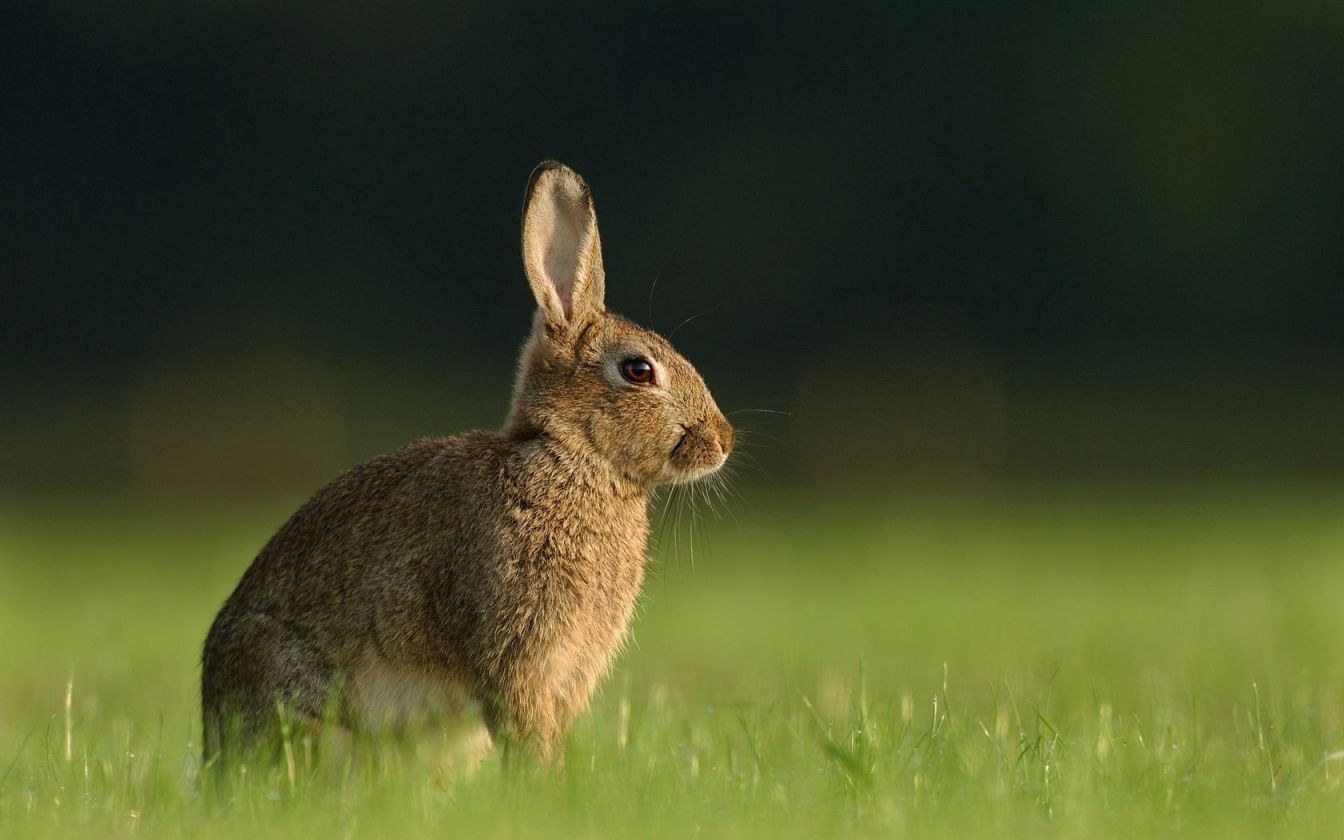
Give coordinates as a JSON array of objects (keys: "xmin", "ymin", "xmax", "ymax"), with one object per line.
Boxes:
[{"xmin": 202, "ymin": 431, "xmax": 649, "ymax": 750}]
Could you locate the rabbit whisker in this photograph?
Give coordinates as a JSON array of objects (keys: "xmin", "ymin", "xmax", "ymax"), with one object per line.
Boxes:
[
  {"xmin": 667, "ymin": 306, "xmax": 720, "ymax": 341},
  {"xmin": 647, "ymin": 251, "xmax": 674, "ymax": 328}
]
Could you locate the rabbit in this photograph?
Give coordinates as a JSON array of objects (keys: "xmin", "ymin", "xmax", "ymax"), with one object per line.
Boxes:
[{"xmin": 201, "ymin": 161, "xmax": 734, "ymax": 762}]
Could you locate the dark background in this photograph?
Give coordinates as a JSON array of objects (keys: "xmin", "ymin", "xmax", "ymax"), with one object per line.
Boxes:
[{"xmin": 4, "ymin": 1, "xmax": 1342, "ymax": 496}]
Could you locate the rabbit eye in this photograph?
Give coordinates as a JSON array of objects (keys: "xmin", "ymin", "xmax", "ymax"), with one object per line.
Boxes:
[{"xmin": 620, "ymin": 358, "xmax": 656, "ymax": 386}]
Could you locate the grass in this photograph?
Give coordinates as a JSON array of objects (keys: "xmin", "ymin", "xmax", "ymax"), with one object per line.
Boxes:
[{"xmin": 1, "ymin": 483, "xmax": 1343, "ymax": 837}]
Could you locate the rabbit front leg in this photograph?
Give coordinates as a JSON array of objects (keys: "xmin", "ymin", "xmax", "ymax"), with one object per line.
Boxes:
[
  {"xmin": 479, "ymin": 676, "xmax": 567, "ymax": 761},
  {"xmin": 475, "ymin": 633, "xmax": 592, "ymax": 762}
]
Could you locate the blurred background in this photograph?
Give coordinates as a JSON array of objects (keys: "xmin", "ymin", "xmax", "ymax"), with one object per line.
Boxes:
[
  {"xmin": 3, "ymin": 0, "xmax": 1342, "ymax": 496},
  {"xmin": 4, "ymin": 10, "xmax": 1344, "ymax": 831}
]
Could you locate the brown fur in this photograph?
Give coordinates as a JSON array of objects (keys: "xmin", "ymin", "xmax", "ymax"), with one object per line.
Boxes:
[{"xmin": 201, "ymin": 161, "xmax": 733, "ymax": 761}]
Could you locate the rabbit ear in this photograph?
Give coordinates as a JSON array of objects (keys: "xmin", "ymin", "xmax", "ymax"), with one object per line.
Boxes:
[{"xmin": 522, "ymin": 161, "xmax": 606, "ymax": 337}]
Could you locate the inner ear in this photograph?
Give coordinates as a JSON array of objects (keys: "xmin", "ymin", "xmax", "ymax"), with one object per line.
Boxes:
[{"xmin": 537, "ymin": 189, "xmax": 584, "ymax": 318}]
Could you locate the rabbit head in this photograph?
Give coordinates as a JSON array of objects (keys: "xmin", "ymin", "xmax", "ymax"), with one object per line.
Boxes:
[{"xmin": 505, "ymin": 161, "xmax": 733, "ymax": 487}]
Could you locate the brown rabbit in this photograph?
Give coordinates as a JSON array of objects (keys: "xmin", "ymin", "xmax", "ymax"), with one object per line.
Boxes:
[{"xmin": 201, "ymin": 161, "xmax": 734, "ymax": 761}]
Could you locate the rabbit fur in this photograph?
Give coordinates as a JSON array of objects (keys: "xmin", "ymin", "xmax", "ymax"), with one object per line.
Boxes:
[{"xmin": 201, "ymin": 161, "xmax": 734, "ymax": 761}]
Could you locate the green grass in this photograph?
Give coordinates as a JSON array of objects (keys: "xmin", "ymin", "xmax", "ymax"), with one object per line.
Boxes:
[{"xmin": 2, "ymin": 485, "xmax": 1343, "ymax": 837}]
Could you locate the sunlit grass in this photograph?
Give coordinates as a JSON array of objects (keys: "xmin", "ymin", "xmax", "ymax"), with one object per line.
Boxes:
[{"xmin": 2, "ymin": 485, "xmax": 1343, "ymax": 837}]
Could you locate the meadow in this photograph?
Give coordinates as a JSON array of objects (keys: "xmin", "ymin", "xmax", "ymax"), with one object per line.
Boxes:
[{"xmin": 1, "ymin": 484, "xmax": 1342, "ymax": 838}]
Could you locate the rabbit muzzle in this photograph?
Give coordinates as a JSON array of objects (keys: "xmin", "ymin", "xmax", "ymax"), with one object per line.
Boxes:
[{"xmin": 668, "ymin": 414, "xmax": 734, "ymax": 483}]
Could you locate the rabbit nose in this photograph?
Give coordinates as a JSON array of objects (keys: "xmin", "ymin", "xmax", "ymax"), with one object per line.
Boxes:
[{"xmin": 714, "ymin": 417, "xmax": 735, "ymax": 457}]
